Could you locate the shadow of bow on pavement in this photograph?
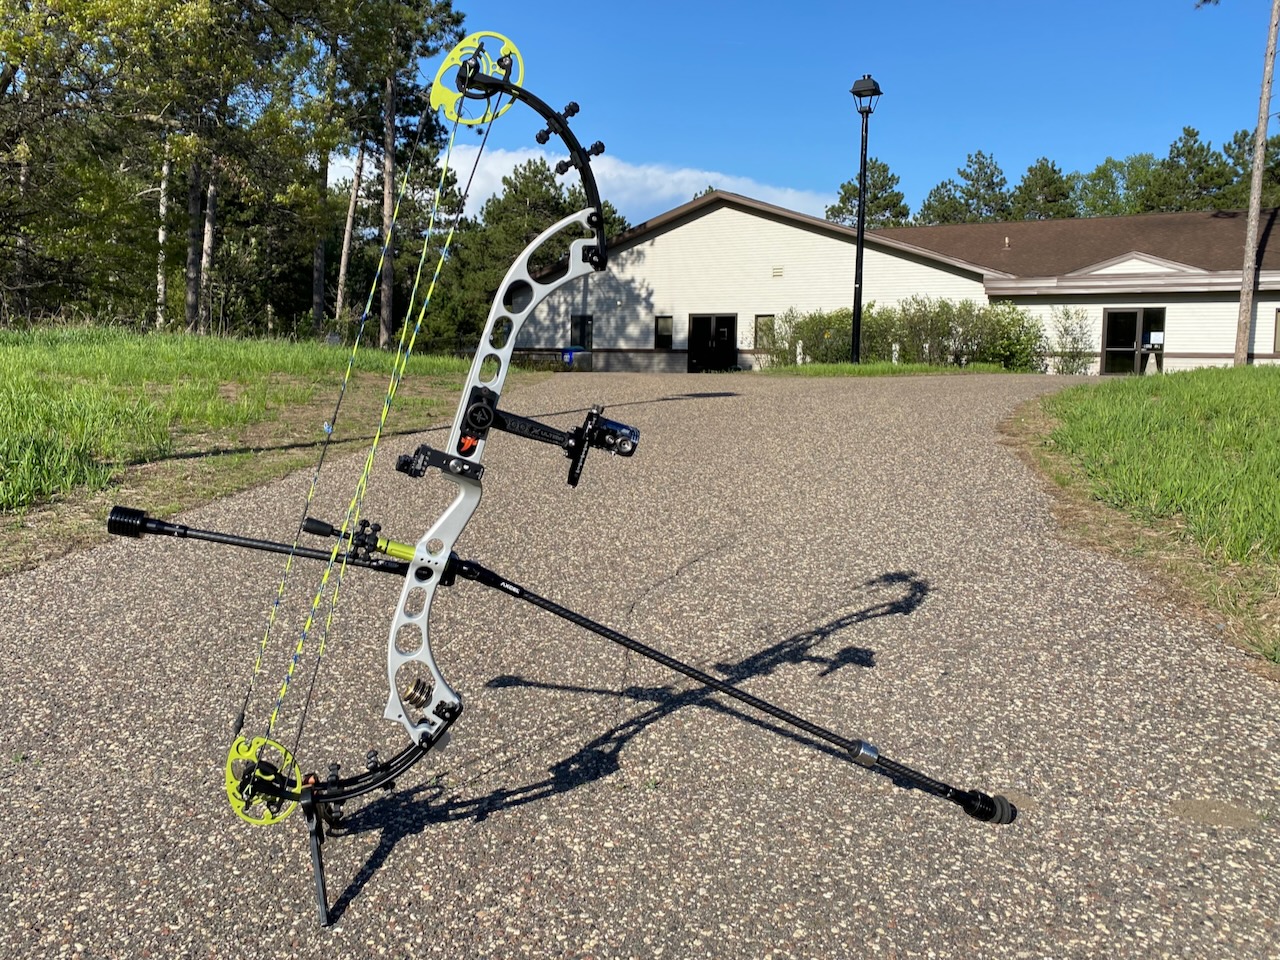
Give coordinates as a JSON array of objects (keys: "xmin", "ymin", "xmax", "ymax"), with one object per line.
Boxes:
[{"xmin": 323, "ymin": 569, "xmax": 929, "ymax": 923}]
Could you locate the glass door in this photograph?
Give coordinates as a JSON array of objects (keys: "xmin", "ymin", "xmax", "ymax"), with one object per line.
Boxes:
[
  {"xmin": 1103, "ymin": 309, "xmax": 1166, "ymax": 374},
  {"xmin": 1102, "ymin": 310, "xmax": 1138, "ymax": 374}
]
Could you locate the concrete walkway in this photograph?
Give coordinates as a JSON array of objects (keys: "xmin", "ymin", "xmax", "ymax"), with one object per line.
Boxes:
[{"xmin": 1, "ymin": 372, "xmax": 1275, "ymax": 959}]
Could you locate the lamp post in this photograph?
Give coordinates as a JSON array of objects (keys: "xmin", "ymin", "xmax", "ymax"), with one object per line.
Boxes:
[{"xmin": 849, "ymin": 74, "xmax": 882, "ymax": 364}]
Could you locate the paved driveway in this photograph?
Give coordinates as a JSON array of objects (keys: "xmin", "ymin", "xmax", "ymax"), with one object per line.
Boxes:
[{"xmin": 2, "ymin": 372, "xmax": 1276, "ymax": 959}]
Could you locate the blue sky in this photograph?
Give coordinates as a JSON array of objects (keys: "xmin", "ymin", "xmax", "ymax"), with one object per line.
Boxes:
[{"xmin": 425, "ymin": 0, "xmax": 1274, "ymax": 225}]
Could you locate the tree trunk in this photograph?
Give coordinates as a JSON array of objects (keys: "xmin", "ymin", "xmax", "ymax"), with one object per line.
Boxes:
[
  {"xmin": 198, "ymin": 173, "xmax": 217, "ymax": 335},
  {"xmin": 155, "ymin": 144, "xmax": 171, "ymax": 329},
  {"xmin": 15, "ymin": 143, "xmax": 28, "ymax": 316},
  {"xmin": 312, "ymin": 34, "xmax": 340, "ymax": 339},
  {"xmin": 312, "ymin": 151, "xmax": 328, "ymax": 336},
  {"xmin": 334, "ymin": 141, "xmax": 365, "ymax": 334},
  {"xmin": 1237, "ymin": 0, "xmax": 1280, "ymax": 366},
  {"xmin": 380, "ymin": 72, "xmax": 396, "ymax": 349},
  {"xmin": 184, "ymin": 160, "xmax": 203, "ymax": 332}
]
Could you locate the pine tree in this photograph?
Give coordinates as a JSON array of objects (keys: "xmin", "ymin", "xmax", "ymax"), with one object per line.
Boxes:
[
  {"xmin": 917, "ymin": 153, "xmax": 1011, "ymax": 224},
  {"xmin": 1011, "ymin": 158, "xmax": 1078, "ymax": 219},
  {"xmin": 1132, "ymin": 127, "xmax": 1235, "ymax": 212},
  {"xmin": 825, "ymin": 158, "xmax": 911, "ymax": 227},
  {"xmin": 956, "ymin": 151, "xmax": 1011, "ymax": 222},
  {"xmin": 915, "ymin": 180, "xmax": 967, "ymax": 225}
]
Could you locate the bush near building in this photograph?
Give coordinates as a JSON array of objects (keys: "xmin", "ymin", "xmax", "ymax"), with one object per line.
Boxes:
[{"xmin": 759, "ymin": 298, "xmax": 1049, "ymax": 372}]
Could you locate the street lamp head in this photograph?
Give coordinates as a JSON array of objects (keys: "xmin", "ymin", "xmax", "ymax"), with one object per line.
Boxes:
[{"xmin": 850, "ymin": 74, "xmax": 882, "ymax": 115}]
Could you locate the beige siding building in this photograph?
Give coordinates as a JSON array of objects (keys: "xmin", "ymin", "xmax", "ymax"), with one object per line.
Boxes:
[{"xmin": 520, "ymin": 192, "xmax": 1280, "ymax": 374}]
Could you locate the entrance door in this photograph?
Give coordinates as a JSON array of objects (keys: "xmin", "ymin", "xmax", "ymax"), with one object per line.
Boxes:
[
  {"xmin": 688, "ymin": 315, "xmax": 737, "ymax": 372},
  {"xmin": 1102, "ymin": 308, "xmax": 1166, "ymax": 374}
]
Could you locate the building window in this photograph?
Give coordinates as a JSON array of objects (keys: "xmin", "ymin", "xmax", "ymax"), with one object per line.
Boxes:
[
  {"xmin": 570, "ymin": 314, "xmax": 593, "ymax": 350},
  {"xmin": 655, "ymin": 315, "xmax": 673, "ymax": 350},
  {"xmin": 754, "ymin": 314, "xmax": 775, "ymax": 349}
]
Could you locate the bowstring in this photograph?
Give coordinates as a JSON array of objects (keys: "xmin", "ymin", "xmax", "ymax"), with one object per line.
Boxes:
[
  {"xmin": 230, "ymin": 106, "xmax": 450, "ymax": 742},
  {"xmin": 276, "ymin": 91, "xmax": 513, "ymax": 761}
]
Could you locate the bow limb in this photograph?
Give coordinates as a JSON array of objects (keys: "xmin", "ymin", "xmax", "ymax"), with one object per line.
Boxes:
[{"xmin": 461, "ymin": 72, "xmax": 609, "ymax": 270}]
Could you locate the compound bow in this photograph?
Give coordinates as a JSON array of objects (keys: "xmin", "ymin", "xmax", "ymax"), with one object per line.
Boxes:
[{"xmin": 107, "ymin": 31, "xmax": 1014, "ymax": 927}]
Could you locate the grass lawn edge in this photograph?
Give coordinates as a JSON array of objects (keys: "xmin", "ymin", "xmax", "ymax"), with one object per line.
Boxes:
[{"xmin": 1000, "ymin": 394, "xmax": 1280, "ymax": 679}]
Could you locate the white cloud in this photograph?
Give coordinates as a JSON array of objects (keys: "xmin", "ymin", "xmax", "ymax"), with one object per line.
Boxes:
[
  {"xmin": 330, "ymin": 144, "xmax": 836, "ymax": 225},
  {"xmin": 447, "ymin": 145, "xmax": 552, "ymax": 215},
  {"xmin": 447, "ymin": 145, "xmax": 835, "ymax": 224}
]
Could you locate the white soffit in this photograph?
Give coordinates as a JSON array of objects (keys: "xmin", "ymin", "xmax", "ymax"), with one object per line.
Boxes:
[{"xmin": 985, "ymin": 270, "xmax": 1280, "ymax": 296}]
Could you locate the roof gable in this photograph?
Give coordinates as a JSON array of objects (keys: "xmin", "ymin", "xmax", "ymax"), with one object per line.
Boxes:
[
  {"xmin": 1068, "ymin": 251, "xmax": 1208, "ymax": 277},
  {"xmin": 609, "ymin": 191, "xmax": 992, "ymax": 278}
]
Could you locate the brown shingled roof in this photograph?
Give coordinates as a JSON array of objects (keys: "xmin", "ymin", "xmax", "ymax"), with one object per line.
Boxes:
[{"xmin": 871, "ymin": 208, "xmax": 1280, "ymax": 277}]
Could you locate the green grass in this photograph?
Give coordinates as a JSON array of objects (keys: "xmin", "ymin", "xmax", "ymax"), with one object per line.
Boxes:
[
  {"xmin": 1043, "ymin": 366, "xmax": 1280, "ymax": 566},
  {"xmin": 1039, "ymin": 365, "xmax": 1280, "ymax": 662},
  {"xmin": 0, "ymin": 327, "xmax": 472, "ymax": 512},
  {"xmin": 0, "ymin": 377, "xmax": 169, "ymax": 510},
  {"xmin": 762, "ymin": 361, "xmax": 1007, "ymax": 377}
]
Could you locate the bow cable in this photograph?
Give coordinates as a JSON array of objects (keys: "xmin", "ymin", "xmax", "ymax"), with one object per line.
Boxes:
[
  {"xmin": 230, "ymin": 104, "xmax": 462, "ymax": 740},
  {"xmin": 259, "ymin": 90, "xmax": 514, "ymax": 769}
]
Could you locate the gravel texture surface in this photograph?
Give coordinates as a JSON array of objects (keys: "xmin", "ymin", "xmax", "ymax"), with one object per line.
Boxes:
[{"xmin": 2, "ymin": 371, "xmax": 1276, "ymax": 960}]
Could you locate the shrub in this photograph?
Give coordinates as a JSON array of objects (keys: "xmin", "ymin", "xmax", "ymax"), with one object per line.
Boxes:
[
  {"xmin": 799, "ymin": 308, "xmax": 853, "ymax": 364},
  {"xmin": 754, "ymin": 308, "xmax": 798, "ymax": 367},
  {"xmin": 979, "ymin": 301, "xmax": 1049, "ymax": 372},
  {"xmin": 858, "ymin": 302, "xmax": 898, "ymax": 362},
  {"xmin": 949, "ymin": 300, "xmax": 999, "ymax": 364},
  {"xmin": 1051, "ymin": 306, "xmax": 1094, "ymax": 375},
  {"xmin": 759, "ymin": 298, "xmax": 1048, "ymax": 372},
  {"xmin": 881, "ymin": 295, "xmax": 959, "ymax": 364},
  {"xmin": 757, "ymin": 307, "xmax": 854, "ymax": 365}
]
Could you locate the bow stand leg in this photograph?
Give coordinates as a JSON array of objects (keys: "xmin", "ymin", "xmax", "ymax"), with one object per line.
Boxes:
[{"xmin": 299, "ymin": 784, "xmax": 330, "ymax": 926}]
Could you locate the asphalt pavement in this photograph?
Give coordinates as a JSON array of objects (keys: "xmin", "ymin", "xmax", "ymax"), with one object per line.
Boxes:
[{"xmin": 1, "ymin": 371, "xmax": 1276, "ymax": 959}]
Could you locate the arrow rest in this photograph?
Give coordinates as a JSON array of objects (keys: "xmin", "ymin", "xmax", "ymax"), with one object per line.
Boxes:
[{"xmin": 396, "ymin": 397, "xmax": 639, "ymax": 488}]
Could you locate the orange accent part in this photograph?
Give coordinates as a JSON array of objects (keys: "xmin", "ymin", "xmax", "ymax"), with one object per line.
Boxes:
[{"xmin": 459, "ymin": 436, "xmax": 478, "ymax": 454}]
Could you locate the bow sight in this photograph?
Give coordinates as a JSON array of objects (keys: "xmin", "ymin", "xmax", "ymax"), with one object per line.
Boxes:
[
  {"xmin": 395, "ymin": 395, "xmax": 639, "ymax": 487},
  {"xmin": 106, "ymin": 31, "xmax": 1015, "ymax": 928}
]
